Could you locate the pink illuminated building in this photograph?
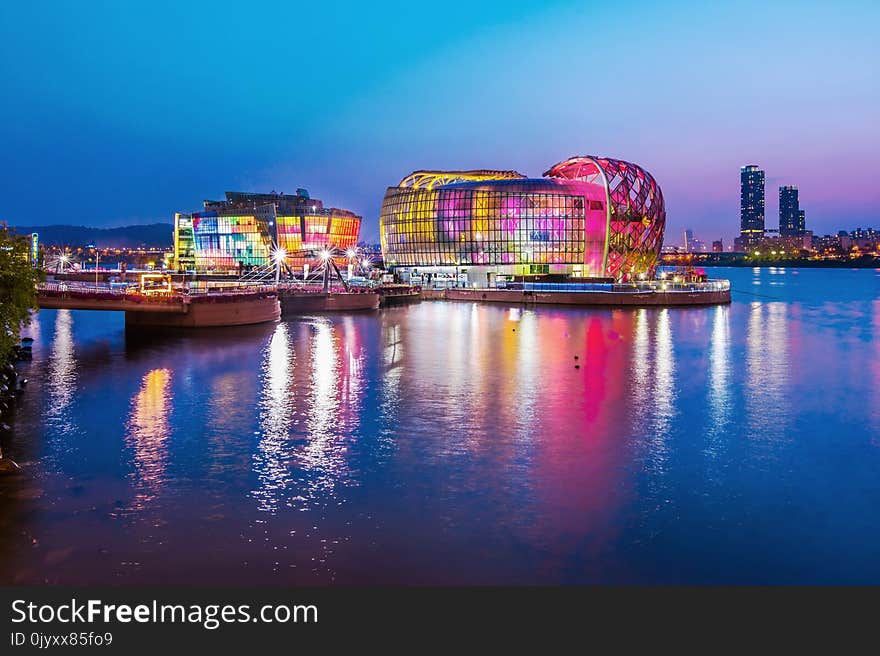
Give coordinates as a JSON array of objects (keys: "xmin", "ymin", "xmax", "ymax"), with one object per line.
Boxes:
[{"xmin": 379, "ymin": 156, "xmax": 666, "ymax": 283}]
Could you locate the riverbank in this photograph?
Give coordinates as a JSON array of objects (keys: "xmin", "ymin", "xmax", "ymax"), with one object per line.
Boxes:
[{"xmin": 661, "ymin": 254, "xmax": 880, "ymax": 268}]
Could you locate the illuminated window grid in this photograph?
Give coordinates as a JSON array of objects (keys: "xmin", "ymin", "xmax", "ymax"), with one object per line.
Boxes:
[
  {"xmin": 303, "ymin": 214, "xmax": 330, "ymax": 249},
  {"xmin": 193, "ymin": 214, "xmax": 271, "ymax": 268},
  {"xmin": 276, "ymin": 215, "xmax": 304, "ymax": 254},
  {"xmin": 328, "ymin": 214, "xmax": 360, "ymax": 250},
  {"xmin": 379, "ymin": 188, "xmax": 586, "ymax": 267}
]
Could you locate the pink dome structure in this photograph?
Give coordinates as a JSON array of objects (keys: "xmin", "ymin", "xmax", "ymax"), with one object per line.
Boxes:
[{"xmin": 544, "ymin": 156, "xmax": 666, "ymax": 280}]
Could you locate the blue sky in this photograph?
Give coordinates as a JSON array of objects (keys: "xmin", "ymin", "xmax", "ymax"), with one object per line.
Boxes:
[{"xmin": 1, "ymin": 0, "xmax": 877, "ymax": 243}]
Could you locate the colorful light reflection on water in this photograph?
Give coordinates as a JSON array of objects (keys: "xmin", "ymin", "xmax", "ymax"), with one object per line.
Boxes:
[{"xmin": 1, "ymin": 267, "xmax": 879, "ymax": 584}]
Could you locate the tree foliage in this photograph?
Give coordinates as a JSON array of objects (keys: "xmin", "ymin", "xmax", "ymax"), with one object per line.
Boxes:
[{"xmin": 0, "ymin": 224, "xmax": 43, "ymax": 363}]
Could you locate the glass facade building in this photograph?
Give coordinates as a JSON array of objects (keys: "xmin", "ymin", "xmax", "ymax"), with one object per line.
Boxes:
[
  {"xmin": 380, "ymin": 156, "xmax": 666, "ymax": 282},
  {"xmin": 171, "ymin": 191, "xmax": 361, "ymax": 271}
]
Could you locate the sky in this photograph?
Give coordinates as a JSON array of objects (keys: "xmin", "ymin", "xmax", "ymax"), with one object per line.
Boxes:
[{"xmin": 0, "ymin": 0, "xmax": 877, "ymax": 245}]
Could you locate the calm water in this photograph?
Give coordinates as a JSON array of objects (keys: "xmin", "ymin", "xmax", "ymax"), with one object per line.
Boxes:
[{"xmin": 2, "ymin": 267, "xmax": 880, "ymax": 585}]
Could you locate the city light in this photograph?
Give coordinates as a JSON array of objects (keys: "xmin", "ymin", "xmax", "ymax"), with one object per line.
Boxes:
[
  {"xmin": 320, "ymin": 249, "xmax": 331, "ymax": 261},
  {"xmin": 380, "ymin": 156, "xmax": 665, "ymax": 281},
  {"xmin": 273, "ymin": 247, "xmax": 287, "ymax": 264},
  {"xmin": 346, "ymin": 248, "xmax": 357, "ymax": 259}
]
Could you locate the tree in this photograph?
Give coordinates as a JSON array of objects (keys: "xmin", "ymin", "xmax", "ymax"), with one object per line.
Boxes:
[{"xmin": 0, "ymin": 224, "xmax": 43, "ymax": 364}]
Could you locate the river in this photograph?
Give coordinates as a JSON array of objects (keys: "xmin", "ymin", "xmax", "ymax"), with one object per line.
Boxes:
[{"xmin": 2, "ymin": 267, "xmax": 879, "ymax": 584}]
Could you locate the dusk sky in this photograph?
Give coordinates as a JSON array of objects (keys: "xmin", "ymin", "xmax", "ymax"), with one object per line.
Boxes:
[{"xmin": 1, "ymin": 0, "xmax": 877, "ymax": 244}]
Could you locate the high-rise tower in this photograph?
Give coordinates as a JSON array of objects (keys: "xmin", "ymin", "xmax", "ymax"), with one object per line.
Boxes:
[
  {"xmin": 740, "ymin": 165, "xmax": 765, "ymax": 249},
  {"xmin": 779, "ymin": 185, "xmax": 801, "ymax": 236}
]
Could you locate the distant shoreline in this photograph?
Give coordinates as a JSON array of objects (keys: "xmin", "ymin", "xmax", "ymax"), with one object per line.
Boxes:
[{"xmin": 661, "ymin": 257, "xmax": 880, "ymax": 269}]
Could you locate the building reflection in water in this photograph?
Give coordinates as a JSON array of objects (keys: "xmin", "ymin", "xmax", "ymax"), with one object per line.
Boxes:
[
  {"xmin": 301, "ymin": 318, "xmax": 351, "ymax": 498},
  {"xmin": 379, "ymin": 317, "xmax": 404, "ymax": 452},
  {"xmin": 873, "ymin": 300, "xmax": 880, "ymax": 445},
  {"xmin": 745, "ymin": 301, "xmax": 790, "ymax": 439},
  {"xmin": 253, "ymin": 323, "xmax": 295, "ymax": 514},
  {"xmin": 707, "ymin": 304, "xmax": 731, "ymax": 441},
  {"xmin": 337, "ymin": 317, "xmax": 365, "ymax": 434},
  {"xmin": 125, "ymin": 368, "xmax": 172, "ymax": 512},
  {"xmin": 631, "ymin": 309, "xmax": 650, "ymax": 416},
  {"xmin": 253, "ymin": 318, "xmax": 361, "ymax": 514},
  {"xmin": 513, "ymin": 310, "xmax": 539, "ymax": 440},
  {"xmin": 46, "ymin": 309, "xmax": 77, "ymax": 438},
  {"xmin": 628, "ymin": 308, "xmax": 676, "ymax": 492},
  {"xmin": 654, "ymin": 309, "xmax": 675, "ymax": 435}
]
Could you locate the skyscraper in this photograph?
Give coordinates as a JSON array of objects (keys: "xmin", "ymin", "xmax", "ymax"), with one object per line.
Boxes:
[
  {"xmin": 740, "ymin": 165, "xmax": 765, "ymax": 249},
  {"xmin": 779, "ymin": 185, "xmax": 801, "ymax": 236}
]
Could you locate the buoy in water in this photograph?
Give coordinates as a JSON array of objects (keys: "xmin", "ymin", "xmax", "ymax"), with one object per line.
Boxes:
[{"xmin": 0, "ymin": 458, "xmax": 21, "ymax": 475}]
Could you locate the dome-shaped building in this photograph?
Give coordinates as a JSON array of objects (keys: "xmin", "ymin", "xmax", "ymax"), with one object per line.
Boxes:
[{"xmin": 379, "ymin": 156, "xmax": 665, "ymax": 283}]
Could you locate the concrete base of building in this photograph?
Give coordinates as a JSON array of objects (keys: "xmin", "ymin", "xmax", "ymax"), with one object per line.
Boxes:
[
  {"xmin": 425, "ymin": 287, "xmax": 731, "ymax": 307},
  {"xmin": 279, "ymin": 291, "xmax": 380, "ymax": 315},
  {"xmin": 125, "ymin": 294, "xmax": 280, "ymax": 328}
]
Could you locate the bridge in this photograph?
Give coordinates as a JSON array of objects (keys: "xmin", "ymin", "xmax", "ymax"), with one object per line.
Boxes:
[{"xmin": 35, "ymin": 281, "xmax": 281, "ymax": 328}]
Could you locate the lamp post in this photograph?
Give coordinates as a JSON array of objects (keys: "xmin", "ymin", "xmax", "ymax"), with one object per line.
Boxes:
[
  {"xmin": 320, "ymin": 248, "xmax": 332, "ymax": 292},
  {"xmin": 273, "ymin": 247, "xmax": 287, "ymax": 286},
  {"xmin": 346, "ymin": 248, "xmax": 357, "ymax": 280}
]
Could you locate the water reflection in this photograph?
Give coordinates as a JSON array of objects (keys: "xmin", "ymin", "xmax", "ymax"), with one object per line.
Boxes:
[
  {"xmin": 125, "ymin": 368, "xmax": 172, "ymax": 512},
  {"xmin": 514, "ymin": 310, "xmax": 539, "ymax": 438},
  {"xmin": 378, "ymin": 317, "xmax": 403, "ymax": 455},
  {"xmin": 46, "ymin": 310, "xmax": 77, "ymax": 438},
  {"xmin": 628, "ymin": 308, "xmax": 676, "ymax": 493},
  {"xmin": 873, "ymin": 300, "xmax": 880, "ymax": 445},
  {"xmin": 206, "ymin": 371, "xmax": 253, "ymax": 485},
  {"xmin": 337, "ymin": 317, "xmax": 365, "ymax": 433},
  {"xmin": 8, "ymin": 268, "xmax": 880, "ymax": 585},
  {"xmin": 654, "ymin": 309, "xmax": 675, "ymax": 435},
  {"xmin": 745, "ymin": 302, "xmax": 790, "ymax": 439},
  {"xmin": 253, "ymin": 323, "xmax": 295, "ymax": 513},
  {"xmin": 632, "ymin": 309, "xmax": 650, "ymax": 411},
  {"xmin": 301, "ymin": 319, "xmax": 350, "ymax": 497},
  {"xmin": 708, "ymin": 305, "xmax": 731, "ymax": 439}
]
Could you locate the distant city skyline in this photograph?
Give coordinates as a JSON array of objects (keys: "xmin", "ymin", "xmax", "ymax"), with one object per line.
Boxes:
[{"xmin": 1, "ymin": 1, "xmax": 877, "ymax": 244}]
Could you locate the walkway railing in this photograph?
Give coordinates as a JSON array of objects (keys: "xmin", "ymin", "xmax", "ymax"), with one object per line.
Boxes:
[
  {"xmin": 495, "ymin": 279, "xmax": 731, "ymax": 294},
  {"xmin": 37, "ymin": 281, "xmax": 278, "ymax": 301}
]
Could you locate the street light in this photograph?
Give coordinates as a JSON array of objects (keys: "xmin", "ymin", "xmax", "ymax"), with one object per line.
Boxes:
[
  {"xmin": 272, "ymin": 247, "xmax": 287, "ymax": 285},
  {"xmin": 320, "ymin": 249, "xmax": 331, "ymax": 261}
]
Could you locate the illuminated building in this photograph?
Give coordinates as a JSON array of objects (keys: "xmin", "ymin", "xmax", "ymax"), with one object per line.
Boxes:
[
  {"xmin": 379, "ymin": 156, "xmax": 666, "ymax": 283},
  {"xmin": 171, "ymin": 190, "xmax": 361, "ymax": 271},
  {"xmin": 684, "ymin": 229, "xmax": 706, "ymax": 253},
  {"xmin": 739, "ymin": 165, "xmax": 765, "ymax": 249}
]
